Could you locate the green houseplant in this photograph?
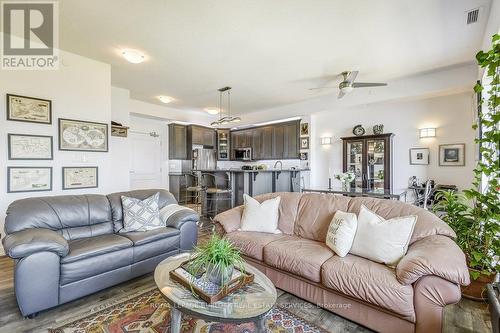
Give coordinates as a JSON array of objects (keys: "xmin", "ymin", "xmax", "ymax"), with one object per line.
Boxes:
[
  {"xmin": 188, "ymin": 234, "xmax": 245, "ymax": 287},
  {"xmin": 434, "ymin": 34, "xmax": 499, "ymax": 300}
]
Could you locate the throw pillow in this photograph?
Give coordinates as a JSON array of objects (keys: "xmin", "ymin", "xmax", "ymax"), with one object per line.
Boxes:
[
  {"xmin": 350, "ymin": 205, "xmax": 417, "ymax": 266},
  {"xmin": 121, "ymin": 192, "xmax": 163, "ymax": 232},
  {"xmin": 239, "ymin": 194, "xmax": 282, "ymax": 234},
  {"xmin": 325, "ymin": 210, "xmax": 358, "ymax": 257}
]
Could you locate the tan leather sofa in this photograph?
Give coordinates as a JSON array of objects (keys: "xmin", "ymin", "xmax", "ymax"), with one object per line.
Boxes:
[{"xmin": 214, "ymin": 192, "xmax": 470, "ymax": 333}]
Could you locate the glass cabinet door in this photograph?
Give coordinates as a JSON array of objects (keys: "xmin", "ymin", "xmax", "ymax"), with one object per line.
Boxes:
[
  {"xmin": 346, "ymin": 141, "xmax": 364, "ymax": 190},
  {"xmin": 366, "ymin": 139, "xmax": 385, "ymax": 191}
]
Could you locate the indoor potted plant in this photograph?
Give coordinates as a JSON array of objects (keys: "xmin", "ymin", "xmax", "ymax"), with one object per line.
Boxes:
[
  {"xmin": 434, "ymin": 33, "xmax": 499, "ymax": 300},
  {"xmin": 335, "ymin": 171, "xmax": 356, "ymax": 191},
  {"xmin": 188, "ymin": 234, "xmax": 245, "ymax": 287}
]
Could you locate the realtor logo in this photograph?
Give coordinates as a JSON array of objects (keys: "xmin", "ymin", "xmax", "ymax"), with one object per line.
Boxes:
[{"xmin": 1, "ymin": 1, "xmax": 59, "ymax": 70}]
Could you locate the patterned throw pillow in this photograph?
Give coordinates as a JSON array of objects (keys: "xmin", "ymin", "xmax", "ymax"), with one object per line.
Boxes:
[
  {"xmin": 325, "ymin": 210, "xmax": 358, "ymax": 257},
  {"xmin": 120, "ymin": 193, "xmax": 163, "ymax": 232}
]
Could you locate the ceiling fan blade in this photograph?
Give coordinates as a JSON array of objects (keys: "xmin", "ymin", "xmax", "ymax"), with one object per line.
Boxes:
[
  {"xmin": 308, "ymin": 86, "xmax": 337, "ymax": 91},
  {"xmin": 345, "ymin": 70, "xmax": 358, "ymax": 84},
  {"xmin": 352, "ymin": 82, "xmax": 387, "ymax": 88},
  {"xmin": 338, "ymin": 90, "xmax": 346, "ymax": 99}
]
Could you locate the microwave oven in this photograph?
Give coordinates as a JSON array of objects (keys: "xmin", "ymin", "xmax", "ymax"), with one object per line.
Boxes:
[{"xmin": 234, "ymin": 147, "xmax": 252, "ymax": 161}]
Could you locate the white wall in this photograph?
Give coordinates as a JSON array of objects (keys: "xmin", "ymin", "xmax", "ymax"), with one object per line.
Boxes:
[
  {"xmin": 0, "ymin": 52, "xmax": 130, "ymax": 254},
  {"xmin": 311, "ymin": 92, "xmax": 477, "ymax": 192}
]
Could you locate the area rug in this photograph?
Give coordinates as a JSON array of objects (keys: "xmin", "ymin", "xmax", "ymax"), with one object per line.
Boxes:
[{"xmin": 49, "ymin": 288, "xmax": 327, "ymax": 333}]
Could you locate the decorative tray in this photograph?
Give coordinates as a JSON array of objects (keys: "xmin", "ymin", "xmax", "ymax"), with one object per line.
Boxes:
[{"xmin": 169, "ymin": 259, "xmax": 254, "ymax": 304}]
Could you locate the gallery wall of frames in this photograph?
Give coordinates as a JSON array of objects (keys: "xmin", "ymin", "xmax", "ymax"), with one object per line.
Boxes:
[{"xmin": 5, "ymin": 93, "xmax": 108, "ymax": 193}]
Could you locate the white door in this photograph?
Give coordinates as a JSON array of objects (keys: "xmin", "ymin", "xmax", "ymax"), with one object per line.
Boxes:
[{"xmin": 130, "ymin": 132, "xmax": 163, "ymax": 190}]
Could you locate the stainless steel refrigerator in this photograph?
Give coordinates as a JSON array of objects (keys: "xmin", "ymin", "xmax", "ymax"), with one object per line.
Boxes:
[{"xmin": 192, "ymin": 146, "xmax": 217, "ymax": 170}]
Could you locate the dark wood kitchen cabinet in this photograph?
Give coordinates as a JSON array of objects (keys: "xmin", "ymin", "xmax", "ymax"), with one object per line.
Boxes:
[
  {"xmin": 189, "ymin": 125, "xmax": 216, "ymax": 147},
  {"xmin": 260, "ymin": 126, "xmax": 274, "ymax": 159},
  {"xmin": 272, "ymin": 125, "xmax": 285, "ymax": 159},
  {"xmin": 168, "ymin": 124, "xmax": 187, "ymax": 159},
  {"xmin": 283, "ymin": 121, "xmax": 299, "ymax": 158}
]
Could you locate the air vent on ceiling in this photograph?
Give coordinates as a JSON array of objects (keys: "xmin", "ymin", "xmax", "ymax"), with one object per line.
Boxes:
[{"xmin": 466, "ymin": 8, "xmax": 480, "ymax": 24}]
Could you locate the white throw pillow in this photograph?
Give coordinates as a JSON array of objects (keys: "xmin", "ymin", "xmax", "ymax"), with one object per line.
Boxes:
[
  {"xmin": 120, "ymin": 193, "xmax": 163, "ymax": 232},
  {"xmin": 350, "ymin": 205, "xmax": 417, "ymax": 266},
  {"xmin": 239, "ymin": 194, "xmax": 282, "ymax": 234},
  {"xmin": 325, "ymin": 210, "xmax": 358, "ymax": 257}
]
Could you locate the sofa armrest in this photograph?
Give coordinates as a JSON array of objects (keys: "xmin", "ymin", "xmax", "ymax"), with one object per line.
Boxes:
[
  {"xmin": 2, "ymin": 229, "xmax": 69, "ymax": 259},
  {"xmin": 396, "ymin": 234, "xmax": 470, "ymax": 286},
  {"xmin": 213, "ymin": 206, "xmax": 244, "ymax": 233},
  {"xmin": 165, "ymin": 209, "xmax": 199, "ymax": 230}
]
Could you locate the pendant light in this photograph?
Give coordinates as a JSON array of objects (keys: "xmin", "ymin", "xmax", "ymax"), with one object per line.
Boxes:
[{"xmin": 210, "ymin": 87, "xmax": 241, "ymax": 127}]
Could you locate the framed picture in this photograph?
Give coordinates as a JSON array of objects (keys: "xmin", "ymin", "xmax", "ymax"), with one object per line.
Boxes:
[
  {"xmin": 409, "ymin": 148, "xmax": 429, "ymax": 165},
  {"xmin": 58, "ymin": 118, "xmax": 109, "ymax": 152},
  {"xmin": 62, "ymin": 167, "xmax": 98, "ymax": 190},
  {"xmin": 300, "ymin": 123, "xmax": 309, "ymax": 136},
  {"xmin": 7, "ymin": 167, "xmax": 52, "ymax": 193},
  {"xmin": 8, "ymin": 134, "xmax": 53, "ymax": 160},
  {"xmin": 439, "ymin": 144, "xmax": 465, "ymax": 166},
  {"xmin": 300, "ymin": 137, "xmax": 310, "ymax": 149},
  {"xmin": 7, "ymin": 94, "xmax": 52, "ymax": 124},
  {"xmin": 300, "ymin": 152, "xmax": 309, "ymax": 160}
]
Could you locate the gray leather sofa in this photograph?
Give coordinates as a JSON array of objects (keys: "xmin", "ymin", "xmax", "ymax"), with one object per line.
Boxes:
[{"xmin": 2, "ymin": 189, "xmax": 198, "ymax": 317}]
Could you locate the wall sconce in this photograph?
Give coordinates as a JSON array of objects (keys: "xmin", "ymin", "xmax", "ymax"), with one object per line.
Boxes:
[
  {"xmin": 419, "ymin": 128, "xmax": 436, "ymax": 138},
  {"xmin": 320, "ymin": 137, "xmax": 332, "ymax": 145}
]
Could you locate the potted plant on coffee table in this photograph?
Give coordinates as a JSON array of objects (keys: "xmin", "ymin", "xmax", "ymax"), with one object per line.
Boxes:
[
  {"xmin": 188, "ymin": 234, "xmax": 245, "ymax": 287},
  {"xmin": 434, "ymin": 33, "xmax": 499, "ymax": 300}
]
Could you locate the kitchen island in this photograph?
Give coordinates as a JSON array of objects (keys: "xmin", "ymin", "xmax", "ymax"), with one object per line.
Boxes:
[{"xmin": 194, "ymin": 168, "xmax": 309, "ymax": 208}]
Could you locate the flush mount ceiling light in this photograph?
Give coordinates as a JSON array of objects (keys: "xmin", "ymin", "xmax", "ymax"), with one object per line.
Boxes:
[
  {"xmin": 121, "ymin": 49, "xmax": 145, "ymax": 64},
  {"xmin": 320, "ymin": 137, "xmax": 332, "ymax": 145},
  {"xmin": 204, "ymin": 107, "xmax": 220, "ymax": 115},
  {"xmin": 158, "ymin": 95, "xmax": 174, "ymax": 104},
  {"xmin": 210, "ymin": 87, "xmax": 242, "ymax": 127},
  {"xmin": 419, "ymin": 128, "xmax": 436, "ymax": 138}
]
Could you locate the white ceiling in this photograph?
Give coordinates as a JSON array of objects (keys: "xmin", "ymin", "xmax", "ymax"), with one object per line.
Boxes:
[{"xmin": 59, "ymin": 0, "xmax": 492, "ymax": 116}]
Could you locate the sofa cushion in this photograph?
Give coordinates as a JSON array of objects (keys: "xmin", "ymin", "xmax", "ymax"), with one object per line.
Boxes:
[
  {"xmin": 263, "ymin": 236, "xmax": 334, "ymax": 282},
  {"xmin": 132, "ymin": 235, "xmax": 180, "ymax": 262},
  {"xmin": 295, "ymin": 193, "xmax": 351, "ymax": 242},
  {"xmin": 121, "ymin": 227, "xmax": 180, "ymax": 246},
  {"xmin": 321, "ymin": 254, "xmax": 415, "ymax": 321},
  {"xmin": 254, "ymin": 192, "xmax": 302, "ymax": 235},
  {"xmin": 225, "ymin": 231, "xmax": 286, "ymax": 261},
  {"xmin": 61, "ymin": 234, "xmax": 133, "ymax": 264},
  {"xmin": 347, "ymin": 197, "xmax": 455, "ymax": 244},
  {"xmin": 121, "ymin": 193, "xmax": 163, "ymax": 232}
]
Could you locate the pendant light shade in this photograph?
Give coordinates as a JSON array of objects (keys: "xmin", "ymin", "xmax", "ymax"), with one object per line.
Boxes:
[{"xmin": 210, "ymin": 87, "xmax": 241, "ymax": 127}]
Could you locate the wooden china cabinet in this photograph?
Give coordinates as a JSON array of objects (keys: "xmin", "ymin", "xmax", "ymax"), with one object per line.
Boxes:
[{"xmin": 341, "ymin": 133, "xmax": 394, "ymax": 191}]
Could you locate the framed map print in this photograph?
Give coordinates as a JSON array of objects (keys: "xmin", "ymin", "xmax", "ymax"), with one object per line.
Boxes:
[
  {"xmin": 8, "ymin": 134, "xmax": 53, "ymax": 160},
  {"xmin": 7, "ymin": 94, "xmax": 52, "ymax": 124},
  {"xmin": 58, "ymin": 118, "xmax": 109, "ymax": 152},
  {"xmin": 7, "ymin": 167, "xmax": 53, "ymax": 193},
  {"xmin": 62, "ymin": 167, "xmax": 98, "ymax": 190}
]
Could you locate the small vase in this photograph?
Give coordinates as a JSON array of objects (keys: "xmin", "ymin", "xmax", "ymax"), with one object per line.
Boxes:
[
  {"xmin": 461, "ymin": 269, "xmax": 497, "ymax": 301},
  {"xmin": 206, "ymin": 263, "xmax": 234, "ymax": 286}
]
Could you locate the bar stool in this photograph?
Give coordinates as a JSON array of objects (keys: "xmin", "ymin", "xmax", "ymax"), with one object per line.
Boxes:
[
  {"xmin": 182, "ymin": 172, "xmax": 204, "ymax": 216},
  {"xmin": 201, "ymin": 172, "xmax": 233, "ymax": 218}
]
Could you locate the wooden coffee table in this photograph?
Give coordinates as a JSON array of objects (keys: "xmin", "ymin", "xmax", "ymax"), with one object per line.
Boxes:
[{"xmin": 154, "ymin": 253, "xmax": 277, "ymax": 333}]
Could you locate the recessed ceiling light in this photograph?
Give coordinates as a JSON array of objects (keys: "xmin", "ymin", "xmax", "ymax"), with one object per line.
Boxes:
[
  {"xmin": 158, "ymin": 96, "xmax": 174, "ymax": 104},
  {"xmin": 121, "ymin": 49, "xmax": 145, "ymax": 64},
  {"xmin": 204, "ymin": 107, "xmax": 220, "ymax": 115}
]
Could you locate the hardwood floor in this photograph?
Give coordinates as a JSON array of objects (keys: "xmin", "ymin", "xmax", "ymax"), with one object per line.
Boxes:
[{"xmin": 0, "ymin": 228, "xmax": 492, "ymax": 333}]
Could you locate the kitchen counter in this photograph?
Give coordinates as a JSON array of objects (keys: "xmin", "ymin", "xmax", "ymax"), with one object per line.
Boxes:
[{"xmin": 193, "ymin": 168, "xmax": 310, "ymax": 173}]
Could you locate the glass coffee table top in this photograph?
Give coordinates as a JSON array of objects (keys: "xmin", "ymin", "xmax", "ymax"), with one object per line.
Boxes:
[{"xmin": 154, "ymin": 253, "xmax": 277, "ymax": 322}]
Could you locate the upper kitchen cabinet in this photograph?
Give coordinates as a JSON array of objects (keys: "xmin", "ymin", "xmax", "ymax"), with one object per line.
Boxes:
[
  {"xmin": 272, "ymin": 121, "xmax": 299, "ymax": 159},
  {"xmin": 260, "ymin": 126, "xmax": 274, "ymax": 159},
  {"xmin": 168, "ymin": 123, "xmax": 188, "ymax": 160},
  {"xmin": 189, "ymin": 125, "xmax": 216, "ymax": 147}
]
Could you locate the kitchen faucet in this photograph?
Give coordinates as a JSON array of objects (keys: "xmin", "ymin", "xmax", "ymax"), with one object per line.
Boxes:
[{"xmin": 273, "ymin": 160, "xmax": 283, "ymax": 170}]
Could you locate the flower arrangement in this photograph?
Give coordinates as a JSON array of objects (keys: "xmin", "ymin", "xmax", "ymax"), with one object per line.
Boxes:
[{"xmin": 334, "ymin": 172, "xmax": 355, "ymax": 187}]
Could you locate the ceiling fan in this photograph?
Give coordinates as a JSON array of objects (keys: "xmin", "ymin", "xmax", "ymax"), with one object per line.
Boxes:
[{"xmin": 309, "ymin": 71, "xmax": 387, "ymax": 99}]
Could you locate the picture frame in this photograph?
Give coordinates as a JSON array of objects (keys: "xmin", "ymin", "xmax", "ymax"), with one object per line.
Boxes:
[
  {"xmin": 7, "ymin": 166, "xmax": 53, "ymax": 193},
  {"xmin": 300, "ymin": 137, "xmax": 310, "ymax": 149},
  {"xmin": 6, "ymin": 94, "xmax": 52, "ymax": 124},
  {"xmin": 300, "ymin": 123, "xmax": 309, "ymax": 136},
  {"xmin": 439, "ymin": 144, "xmax": 465, "ymax": 166},
  {"xmin": 409, "ymin": 148, "xmax": 429, "ymax": 165},
  {"xmin": 62, "ymin": 166, "xmax": 98, "ymax": 190},
  {"xmin": 58, "ymin": 118, "xmax": 109, "ymax": 152},
  {"xmin": 8, "ymin": 134, "xmax": 53, "ymax": 160},
  {"xmin": 299, "ymin": 152, "xmax": 308, "ymax": 160}
]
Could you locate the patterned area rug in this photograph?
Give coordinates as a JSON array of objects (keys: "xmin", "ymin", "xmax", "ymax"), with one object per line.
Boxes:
[{"xmin": 49, "ymin": 288, "xmax": 327, "ymax": 333}]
